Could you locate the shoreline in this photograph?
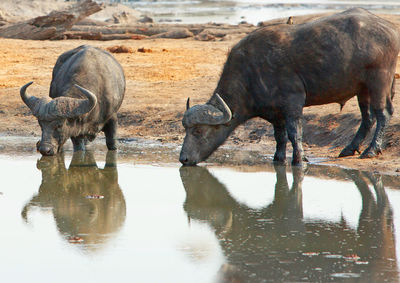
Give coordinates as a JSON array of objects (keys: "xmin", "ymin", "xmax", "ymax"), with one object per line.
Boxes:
[
  {"xmin": 0, "ymin": 133, "xmax": 399, "ymax": 177},
  {"xmin": 3, "ymin": 135, "xmax": 400, "ymax": 194}
]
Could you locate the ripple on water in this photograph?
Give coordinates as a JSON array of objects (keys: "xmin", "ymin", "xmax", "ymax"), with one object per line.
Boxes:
[{"xmin": 331, "ymin": 272, "xmax": 361, "ymax": 278}]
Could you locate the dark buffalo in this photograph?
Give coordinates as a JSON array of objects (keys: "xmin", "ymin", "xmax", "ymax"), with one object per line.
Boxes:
[
  {"xmin": 20, "ymin": 45, "xmax": 125, "ymax": 156},
  {"xmin": 180, "ymin": 8, "xmax": 400, "ymax": 165}
]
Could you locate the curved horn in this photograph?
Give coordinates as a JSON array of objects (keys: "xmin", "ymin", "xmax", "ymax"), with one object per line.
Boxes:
[
  {"xmin": 215, "ymin": 93, "xmax": 232, "ymax": 122},
  {"xmin": 73, "ymin": 84, "xmax": 97, "ymax": 115},
  {"xmin": 47, "ymin": 85, "xmax": 98, "ymax": 119},
  {"xmin": 182, "ymin": 93, "xmax": 232, "ymax": 127},
  {"xmin": 186, "ymin": 98, "xmax": 190, "ymax": 111},
  {"xmin": 20, "ymin": 81, "xmax": 46, "ymax": 117},
  {"xmin": 20, "ymin": 81, "xmax": 34, "ymax": 106}
]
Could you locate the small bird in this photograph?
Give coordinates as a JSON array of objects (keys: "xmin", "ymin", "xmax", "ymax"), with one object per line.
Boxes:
[{"xmin": 287, "ymin": 16, "xmax": 294, "ymax": 25}]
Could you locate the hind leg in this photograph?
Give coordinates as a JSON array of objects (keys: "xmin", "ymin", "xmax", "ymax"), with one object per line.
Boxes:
[
  {"xmin": 339, "ymin": 95, "xmax": 375, "ymax": 157},
  {"xmin": 360, "ymin": 106, "xmax": 392, "ymax": 158},
  {"xmin": 360, "ymin": 75, "xmax": 395, "ymax": 158},
  {"xmin": 103, "ymin": 114, "xmax": 118, "ymax": 150}
]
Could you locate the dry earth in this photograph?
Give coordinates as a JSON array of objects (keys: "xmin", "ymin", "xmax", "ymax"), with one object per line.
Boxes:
[{"xmin": 1, "ymin": 14, "xmax": 400, "ymax": 174}]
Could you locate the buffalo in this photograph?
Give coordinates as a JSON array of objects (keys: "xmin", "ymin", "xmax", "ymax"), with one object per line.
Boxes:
[
  {"xmin": 20, "ymin": 45, "xmax": 125, "ymax": 156},
  {"xmin": 180, "ymin": 8, "xmax": 400, "ymax": 165}
]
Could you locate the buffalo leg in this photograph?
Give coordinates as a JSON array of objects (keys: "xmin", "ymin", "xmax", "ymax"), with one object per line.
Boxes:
[
  {"xmin": 339, "ymin": 101, "xmax": 375, "ymax": 157},
  {"xmin": 360, "ymin": 76, "xmax": 395, "ymax": 158},
  {"xmin": 286, "ymin": 117, "xmax": 307, "ymax": 165},
  {"xmin": 71, "ymin": 137, "xmax": 85, "ymax": 151},
  {"xmin": 273, "ymin": 123, "xmax": 288, "ymax": 163},
  {"xmin": 103, "ymin": 115, "xmax": 118, "ymax": 150},
  {"xmin": 360, "ymin": 107, "xmax": 391, "ymax": 158}
]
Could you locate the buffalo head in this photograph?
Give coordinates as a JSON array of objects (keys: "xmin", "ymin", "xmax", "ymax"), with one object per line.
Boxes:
[
  {"xmin": 179, "ymin": 94, "xmax": 233, "ymax": 165},
  {"xmin": 20, "ymin": 82, "xmax": 97, "ymax": 156}
]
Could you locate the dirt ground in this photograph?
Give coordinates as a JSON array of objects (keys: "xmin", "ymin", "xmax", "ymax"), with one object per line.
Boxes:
[{"xmin": 2, "ymin": 14, "xmax": 400, "ymax": 175}]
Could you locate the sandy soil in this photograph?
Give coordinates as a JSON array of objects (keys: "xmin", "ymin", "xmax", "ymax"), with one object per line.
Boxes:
[{"xmin": 1, "ymin": 12, "xmax": 400, "ymax": 174}]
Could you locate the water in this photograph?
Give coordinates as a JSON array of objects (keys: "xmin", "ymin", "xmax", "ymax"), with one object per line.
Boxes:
[
  {"xmin": 1, "ymin": 150, "xmax": 400, "ymax": 282},
  {"xmin": 120, "ymin": 0, "xmax": 400, "ymax": 25}
]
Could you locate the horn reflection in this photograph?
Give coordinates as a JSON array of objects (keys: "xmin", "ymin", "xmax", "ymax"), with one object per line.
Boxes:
[
  {"xmin": 21, "ymin": 151, "xmax": 126, "ymax": 252},
  {"xmin": 180, "ymin": 165, "xmax": 397, "ymax": 283}
]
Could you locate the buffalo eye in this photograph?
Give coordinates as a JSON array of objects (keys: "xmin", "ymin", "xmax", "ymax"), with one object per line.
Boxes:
[{"xmin": 193, "ymin": 127, "xmax": 203, "ymax": 137}]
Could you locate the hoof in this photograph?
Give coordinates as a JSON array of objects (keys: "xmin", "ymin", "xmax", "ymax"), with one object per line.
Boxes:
[
  {"xmin": 359, "ymin": 151, "xmax": 375, "ymax": 159},
  {"xmin": 106, "ymin": 143, "xmax": 117, "ymax": 151},
  {"xmin": 291, "ymin": 160, "xmax": 307, "ymax": 168},
  {"xmin": 291, "ymin": 159, "xmax": 304, "ymax": 167},
  {"xmin": 273, "ymin": 159, "xmax": 287, "ymax": 165},
  {"xmin": 360, "ymin": 148, "xmax": 381, "ymax": 159},
  {"xmin": 291, "ymin": 155, "xmax": 308, "ymax": 166},
  {"xmin": 339, "ymin": 147, "xmax": 357, "ymax": 158},
  {"xmin": 273, "ymin": 155, "xmax": 286, "ymax": 164}
]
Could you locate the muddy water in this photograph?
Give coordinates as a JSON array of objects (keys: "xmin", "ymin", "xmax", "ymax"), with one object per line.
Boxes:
[{"xmin": 1, "ymin": 150, "xmax": 400, "ymax": 282}]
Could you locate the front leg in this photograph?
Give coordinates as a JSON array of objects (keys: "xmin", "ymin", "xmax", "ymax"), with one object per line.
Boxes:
[
  {"xmin": 273, "ymin": 123, "xmax": 288, "ymax": 163},
  {"xmin": 71, "ymin": 136, "xmax": 85, "ymax": 152},
  {"xmin": 286, "ymin": 117, "xmax": 307, "ymax": 166},
  {"xmin": 339, "ymin": 97, "xmax": 375, "ymax": 157},
  {"xmin": 103, "ymin": 114, "xmax": 118, "ymax": 150},
  {"xmin": 360, "ymin": 108, "xmax": 391, "ymax": 158}
]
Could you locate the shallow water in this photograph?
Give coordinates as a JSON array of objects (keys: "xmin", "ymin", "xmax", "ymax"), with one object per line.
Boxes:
[
  {"xmin": 1, "ymin": 150, "xmax": 400, "ymax": 282},
  {"xmin": 125, "ymin": 0, "xmax": 400, "ymax": 25}
]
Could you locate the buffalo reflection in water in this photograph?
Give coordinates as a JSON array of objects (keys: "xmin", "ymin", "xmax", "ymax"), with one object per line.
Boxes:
[
  {"xmin": 22, "ymin": 151, "xmax": 126, "ymax": 252},
  {"xmin": 180, "ymin": 165, "xmax": 397, "ymax": 283}
]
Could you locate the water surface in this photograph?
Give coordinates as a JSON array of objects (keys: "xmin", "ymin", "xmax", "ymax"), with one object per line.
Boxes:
[
  {"xmin": 1, "ymin": 151, "xmax": 400, "ymax": 282},
  {"xmin": 123, "ymin": 0, "xmax": 400, "ymax": 24}
]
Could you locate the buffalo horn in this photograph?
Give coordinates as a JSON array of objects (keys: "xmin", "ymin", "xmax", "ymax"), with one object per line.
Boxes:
[
  {"xmin": 215, "ymin": 93, "xmax": 232, "ymax": 123},
  {"xmin": 20, "ymin": 81, "xmax": 47, "ymax": 117},
  {"xmin": 48, "ymin": 84, "xmax": 97, "ymax": 119},
  {"xmin": 186, "ymin": 98, "xmax": 190, "ymax": 111},
  {"xmin": 182, "ymin": 93, "xmax": 232, "ymax": 127},
  {"xmin": 71, "ymin": 84, "xmax": 97, "ymax": 116},
  {"xmin": 20, "ymin": 82, "xmax": 97, "ymax": 120}
]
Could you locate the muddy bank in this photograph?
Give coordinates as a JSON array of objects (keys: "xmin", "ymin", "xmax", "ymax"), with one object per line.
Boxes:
[{"xmin": 2, "ymin": 135, "xmax": 400, "ymax": 195}]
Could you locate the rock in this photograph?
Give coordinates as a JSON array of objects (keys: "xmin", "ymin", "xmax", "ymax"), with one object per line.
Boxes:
[
  {"xmin": 138, "ymin": 15, "xmax": 153, "ymax": 24},
  {"xmin": 106, "ymin": 45, "xmax": 134, "ymax": 53},
  {"xmin": 151, "ymin": 28, "xmax": 193, "ymax": 39},
  {"xmin": 110, "ymin": 11, "xmax": 138, "ymax": 25},
  {"xmin": 88, "ymin": 2, "xmax": 142, "ymax": 23},
  {"xmin": 194, "ymin": 30, "xmax": 216, "ymax": 41},
  {"xmin": 137, "ymin": 47, "xmax": 152, "ymax": 53},
  {"xmin": 0, "ymin": 0, "xmax": 103, "ymax": 40}
]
